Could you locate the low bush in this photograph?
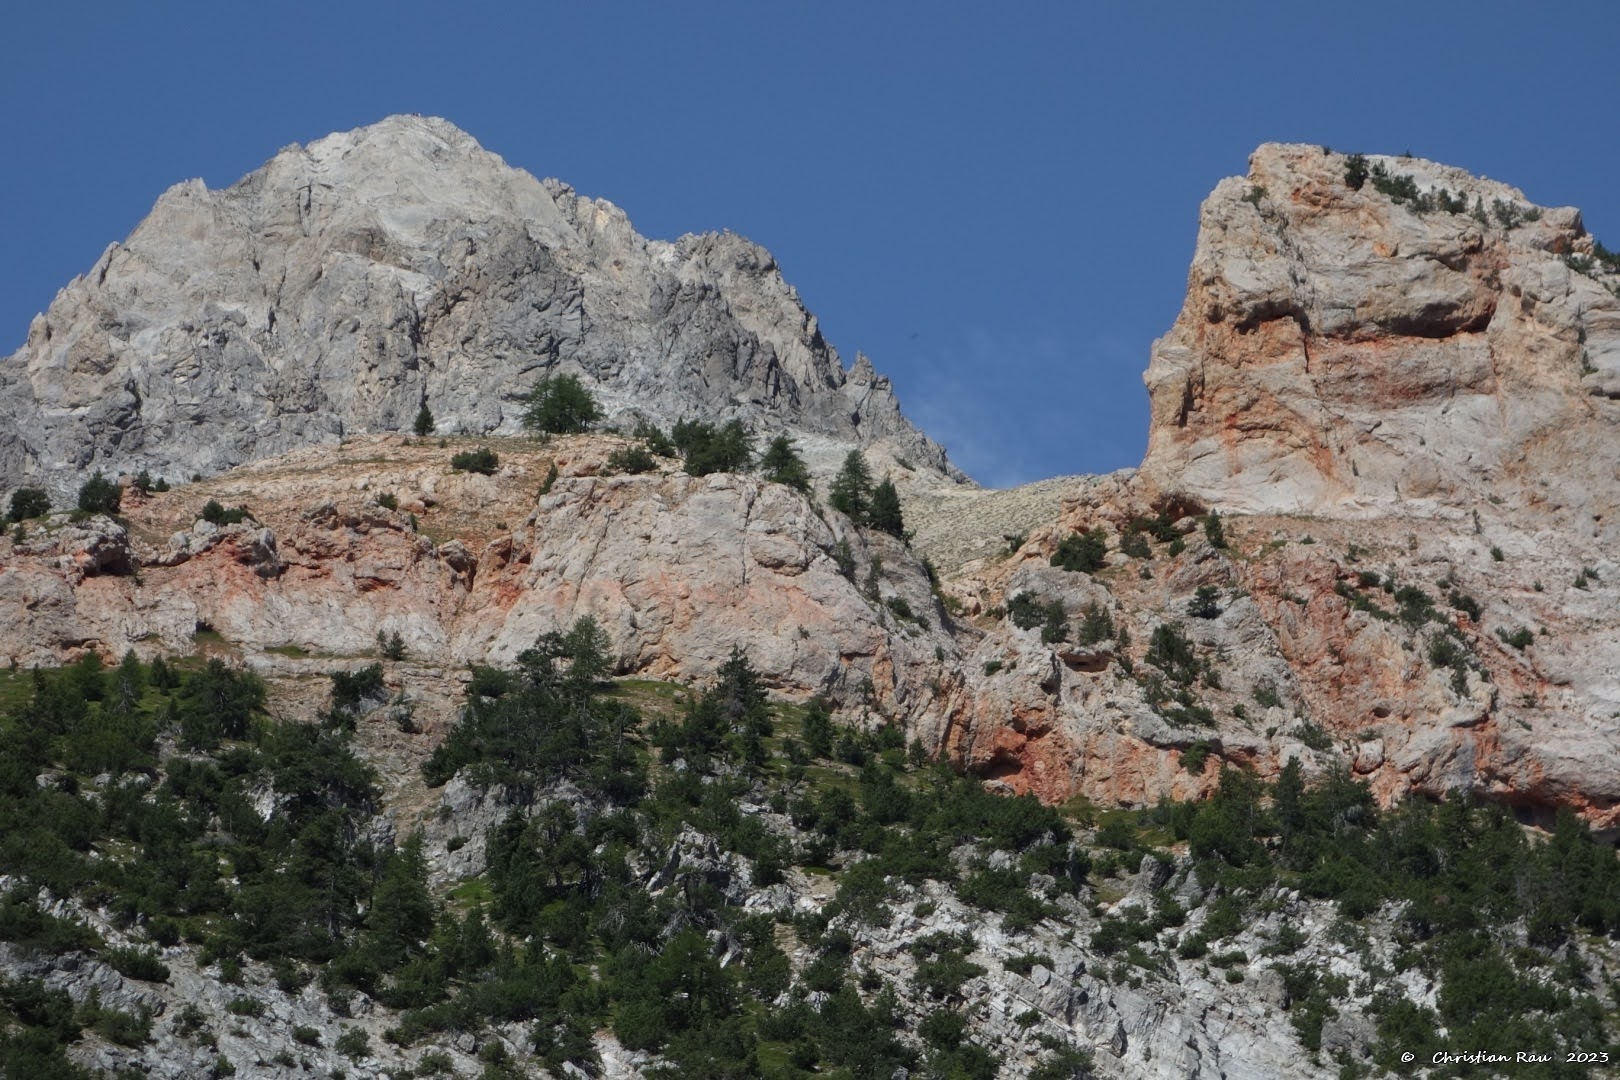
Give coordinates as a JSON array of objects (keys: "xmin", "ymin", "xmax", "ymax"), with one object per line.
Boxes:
[{"xmin": 449, "ymin": 448, "xmax": 498, "ymax": 475}]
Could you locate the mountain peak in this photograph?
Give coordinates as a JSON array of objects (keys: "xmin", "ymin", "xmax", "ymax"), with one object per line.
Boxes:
[{"xmin": 0, "ymin": 118, "xmax": 962, "ymax": 496}]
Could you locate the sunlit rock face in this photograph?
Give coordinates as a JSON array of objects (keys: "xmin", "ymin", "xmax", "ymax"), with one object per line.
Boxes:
[{"xmin": 0, "ymin": 115, "xmax": 958, "ymax": 500}]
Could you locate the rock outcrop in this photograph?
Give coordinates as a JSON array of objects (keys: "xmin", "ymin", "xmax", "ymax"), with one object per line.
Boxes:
[
  {"xmin": 0, "ymin": 435, "xmax": 960, "ymax": 734},
  {"xmin": 0, "ymin": 115, "xmax": 960, "ymax": 498},
  {"xmin": 1140, "ymin": 143, "xmax": 1620, "ymax": 528}
]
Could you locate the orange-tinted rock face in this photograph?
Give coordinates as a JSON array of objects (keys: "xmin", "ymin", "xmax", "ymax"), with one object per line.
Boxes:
[
  {"xmin": 0, "ymin": 435, "xmax": 962, "ymax": 749},
  {"xmin": 1141, "ymin": 144, "xmax": 1620, "ymax": 532}
]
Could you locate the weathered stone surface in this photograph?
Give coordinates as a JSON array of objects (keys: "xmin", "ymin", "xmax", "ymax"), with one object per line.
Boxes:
[
  {"xmin": 0, "ymin": 115, "xmax": 960, "ymax": 499},
  {"xmin": 1140, "ymin": 143, "xmax": 1620, "ymax": 528},
  {"xmin": 0, "ymin": 436, "xmax": 960, "ymax": 735}
]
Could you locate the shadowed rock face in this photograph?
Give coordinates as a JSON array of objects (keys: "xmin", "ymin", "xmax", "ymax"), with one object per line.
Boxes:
[{"xmin": 0, "ymin": 115, "xmax": 960, "ymax": 498}]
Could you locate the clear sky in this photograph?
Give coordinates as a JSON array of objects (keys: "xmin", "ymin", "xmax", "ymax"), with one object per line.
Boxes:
[{"xmin": 3, "ymin": 2, "xmax": 1616, "ymax": 487}]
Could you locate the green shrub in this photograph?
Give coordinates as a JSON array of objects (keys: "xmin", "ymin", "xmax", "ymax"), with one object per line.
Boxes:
[
  {"xmin": 106, "ymin": 946, "xmax": 169, "ymax": 983},
  {"xmin": 885, "ymin": 596, "xmax": 923, "ymax": 627},
  {"xmin": 413, "ymin": 403, "xmax": 435, "ymax": 437},
  {"xmin": 1002, "ymin": 953, "xmax": 1053, "ymax": 977},
  {"xmin": 1187, "ymin": 585, "xmax": 1221, "ymax": 619},
  {"xmin": 828, "ymin": 450, "xmax": 874, "ymax": 520},
  {"xmin": 1496, "ymin": 626, "xmax": 1534, "ymax": 651},
  {"xmin": 1146, "ymin": 623, "xmax": 1197, "ymax": 684},
  {"xmin": 1369, "ymin": 163, "xmax": 1421, "ymax": 205},
  {"xmin": 77, "ymin": 473, "xmax": 121, "ymax": 514},
  {"xmin": 673, "ymin": 418, "xmax": 752, "ymax": 476},
  {"xmin": 334, "ymin": 1027, "xmax": 370, "ymax": 1060},
  {"xmin": 449, "ymin": 448, "xmax": 498, "ymax": 475},
  {"xmin": 759, "ymin": 435, "xmax": 812, "ymax": 493},
  {"xmin": 632, "ymin": 419, "xmax": 676, "ymax": 457},
  {"xmin": 1179, "ymin": 741, "xmax": 1213, "ymax": 773},
  {"xmin": 1051, "ymin": 528, "xmax": 1107, "ymax": 573},
  {"xmin": 1344, "ymin": 153, "xmax": 1369, "ymax": 190},
  {"xmin": 332, "ymin": 664, "xmax": 386, "ymax": 708},
  {"xmin": 6, "ymin": 487, "xmax": 49, "ymax": 522},
  {"xmin": 1077, "ymin": 602, "xmax": 1114, "ymax": 645},
  {"xmin": 201, "ymin": 500, "xmax": 248, "ymax": 526},
  {"xmin": 1006, "ymin": 593, "xmax": 1065, "ymax": 644},
  {"xmin": 606, "ymin": 444, "xmax": 657, "ymax": 475},
  {"xmin": 868, "ymin": 478, "xmax": 905, "ymax": 539}
]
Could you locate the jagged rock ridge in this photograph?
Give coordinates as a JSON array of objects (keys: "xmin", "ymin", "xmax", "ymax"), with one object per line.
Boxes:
[{"xmin": 0, "ymin": 115, "xmax": 959, "ymax": 497}]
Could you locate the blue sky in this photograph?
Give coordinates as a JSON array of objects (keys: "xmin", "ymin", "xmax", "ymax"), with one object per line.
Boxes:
[{"xmin": 3, "ymin": 2, "xmax": 1616, "ymax": 487}]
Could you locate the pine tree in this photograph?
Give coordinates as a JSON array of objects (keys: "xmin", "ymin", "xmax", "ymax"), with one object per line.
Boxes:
[
  {"xmin": 6, "ymin": 487, "xmax": 49, "ymax": 522},
  {"xmin": 759, "ymin": 435, "xmax": 812, "ymax": 493},
  {"xmin": 77, "ymin": 473, "xmax": 121, "ymax": 514},
  {"xmin": 413, "ymin": 402, "xmax": 435, "ymax": 437},
  {"xmin": 365, "ymin": 832, "xmax": 436, "ymax": 966},
  {"xmin": 829, "ymin": 450, "xmax": 873, "ymax": 522},
  {"xmin": 715, "ymin": 645, "xmax": 769, "ymax": 735},
  {"xmin": 1274, "ymin": 757, "xmax": 1306, "ymax": 855},
  {"xmin": 672, "ymin": 419, "xmax": 753, "ymax": 476},
  {"xmin": 1203, "ymin": 509, "xmax": 1226, "ymax": 549},
  {"xmin": 1051, "ymin": 528, "xmax": 1107, "ymax": 573},
  {"xmin": 561, "ymin": 616, "xmax": 613, "ymax": 691},
  {"xmin": 1187, "ymin": 585, "xmax": 1221, "ymax": 619},
  {"xmin": 868, "ymin": 477, "xmax": 905, "ymax": 539},
  {"xmin": 522, "ymin": 373, "xmax": 601, "ymax": 435}
]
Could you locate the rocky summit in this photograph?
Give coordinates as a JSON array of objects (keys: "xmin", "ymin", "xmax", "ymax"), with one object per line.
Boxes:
[
  {"xmin": 3, "ymin": 125, "xmax": 1620, "ymax": 1079},
  {"xmin": 0, "ymin": 115, "xmax": 957, "ymax": 500}
]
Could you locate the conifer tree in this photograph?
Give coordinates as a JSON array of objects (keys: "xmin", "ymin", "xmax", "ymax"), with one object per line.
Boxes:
[
  {"xmin": 868, "ymin": 477, "xmax": 905, "ymax": 539},
  {"xmin": 759, "ymin": 435, "xmax": 812, "ymax": 493},
  {"xmin": 365, "ymin": 832, "xmax": 436, "ymax": 966},
  {"xmin": 523, "ymin": 373, "xmax": 601, "ymax": 435},
  {"xmin": 413, "ymin": 401, "xmax": 435, "ymax": 437},
  {"xmin": 829, "ymin": 450, "xmax": 873, "ymax": 522}
]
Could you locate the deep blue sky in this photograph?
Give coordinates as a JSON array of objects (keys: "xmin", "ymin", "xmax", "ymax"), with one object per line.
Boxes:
[{"xmin": 3, "ymin": 3, "xmax": 1616, "ymax": 487}]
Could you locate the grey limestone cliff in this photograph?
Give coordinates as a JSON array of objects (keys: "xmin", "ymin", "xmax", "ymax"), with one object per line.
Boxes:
[{"xmin": 0, "ymin": 115, "xmax": 961, "ymax": 497}]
